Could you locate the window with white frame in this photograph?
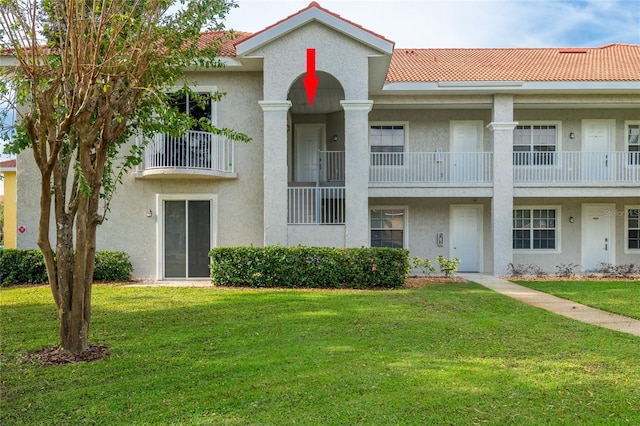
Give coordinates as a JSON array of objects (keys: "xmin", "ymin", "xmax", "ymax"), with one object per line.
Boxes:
[
  {"xmin": 513, "ymin": 207, "xmax": 558, "ymax": 250},
  {"xmin": 626, "ymin": 122, "xmax": 640, "ymax": 165},
  {"xmin": 513, "ymin": 124, "xmax": 558, "ymax": 166},
  {"xmin": 627, "ymin": 207, "xmax": 640, "ymax": 251},
  {"xmin": 370, "ymin": 208, "xmax": 405, "ymax": 248},
  {"xmin": 370, "ymin": 125, "xmax": 405, "ymax": 165}
]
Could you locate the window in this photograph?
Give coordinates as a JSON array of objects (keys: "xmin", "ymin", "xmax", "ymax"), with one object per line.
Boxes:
[
  {"xmin": 370, "ymin": 125, "xmax": 405, "ymax": 165},
  {"xmin": 162, "ymin": 90, "xmax": 216, "ymax": 168},
  {"xmin": 513, "ymin": 208, "xmax": 558, "ymax": 250},
  {"xmin": 626, "ymin": 122, "xmax": 640, "ymax": 165},
  {"xmin": 627, "ymin": 207, "xmax": 640, "ymax": 251},
  {"xmin": 169, "ymin": 92, "xmax": 213, "ymax": 131},
  {"xmin": 513, "ymin": 124, "xmax": 558, "ymax": 165},
  {"xmin": 370, "ymin": 208, "xmax": 405, "ymax": 248}
]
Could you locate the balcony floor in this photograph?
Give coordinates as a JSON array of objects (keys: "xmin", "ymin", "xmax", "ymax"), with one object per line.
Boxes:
[{"xmin": 133, "ymin": 168, "xmax": 238, "ymax": 179}]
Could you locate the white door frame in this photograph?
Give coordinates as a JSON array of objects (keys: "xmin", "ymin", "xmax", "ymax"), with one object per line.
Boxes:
[
  {"xmin": 156, "ymin": 193, "xmax": 218, "ymax": 280},
  {"xmin": 450, "ymin": 204, "xmax": 483, "ymax": 272},
  {"xmin": 294, "ymin": 124, "xmax": 325, "ymax": 183},
  {"xmin": 581, "ymin": 203, "xmax": 615, "ymax": 271}
]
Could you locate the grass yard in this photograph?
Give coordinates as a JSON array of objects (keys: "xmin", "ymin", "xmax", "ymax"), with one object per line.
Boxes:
[
  {"xmin": 1, "ymin": 283, "xmax": 639, "ymax": 425},
  {"xmin": 514, "ymin": 280, "xmax": 640, "ymax": 320}
]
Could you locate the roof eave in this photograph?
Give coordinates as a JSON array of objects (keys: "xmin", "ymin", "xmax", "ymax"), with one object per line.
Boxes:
[{"xmin": 382, "ymin": 80, "xmax": 640, "ymax": 94}]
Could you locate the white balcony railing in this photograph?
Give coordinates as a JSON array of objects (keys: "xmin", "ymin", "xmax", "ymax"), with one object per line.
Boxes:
[
  {"xmin": 141, "ymin": 131, "xmax": 234, "ymax": 173},
  {"xmin": 288, "ymin": 187, "xmax": 345, "ymax": 225},
  {"xmin": 320, "ymin": 151, "xmax": 345, "ymax": 183},
  {"xmin": 514, "ymin": 151, "xmax": 640, "ymax": 184},
  {"xmin": 369, "ymin": 152, "xmax": 493, "ymax": 184}
]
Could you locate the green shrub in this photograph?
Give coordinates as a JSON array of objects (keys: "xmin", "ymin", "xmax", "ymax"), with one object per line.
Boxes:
[
  {"xmin": 210, "ymin": 246, "xmax": 410, "ymax": 289},
  {"xmin": 436, "ymin": 255, "xmax": 460, "ymax": 277},
  {"xmin": 0, "ymin": 249, "xmax": 49, "ymax": 286},
  {"xmin": 0, "ymin": 249, "xmax": 132, "ymax": 286},
  {"xmin": 412, "ymin": 256, "xmax": 435, "ymax": 276},
  {"xmin": 93, "ymin": 251, "xmax": 133, "ymax": 281}
]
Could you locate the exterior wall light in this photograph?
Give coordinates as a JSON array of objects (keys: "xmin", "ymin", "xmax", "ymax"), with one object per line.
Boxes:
[
  {"xmin": 569, "ymin": 216, "xmax": 575, "ymax": 223},
  {"xmin": 332, "ymin": 134, "xmax": 339, "ymax": 142},
  {"xmin": 569, "ymin": 132, "xmax": 575, "ymax": 139},
  {"xmin": 145, "ymin": 209, "xmax": 153, "ymax": 218}
]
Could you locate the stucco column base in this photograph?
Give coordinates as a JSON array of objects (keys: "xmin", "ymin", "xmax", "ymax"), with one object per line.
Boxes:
[
  {"xmin": 341, "ymin": 100, "xmax": 373, "ymax": 247},
  {"xmin": 259, "ymin": 100, "xmax": 292, "ymax": 246}
]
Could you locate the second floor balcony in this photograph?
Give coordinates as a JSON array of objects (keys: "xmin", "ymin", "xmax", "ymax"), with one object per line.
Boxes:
[
  {"xmin": 369, "ymin": 152, "xmax": 494, "ymax": 185},
  {"xmin": 322, "ymin": 150, "xmax": 638, "ymax": 187},
  {"xmin": 513, "ymin": 151, "xmax": 640, "ymax": 185},
  {"xmin": 135, "ymin": 131, "xmax": 236, "ymax": 179}
]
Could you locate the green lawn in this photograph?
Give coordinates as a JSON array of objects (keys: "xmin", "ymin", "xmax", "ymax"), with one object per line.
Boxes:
[
  {"xmin": 514, "ymin": 280, "xmax": 640, "ymax": 320},
  {"xmin": 1, "ymin": 283, "xmax": 639, "ymax": 425}
]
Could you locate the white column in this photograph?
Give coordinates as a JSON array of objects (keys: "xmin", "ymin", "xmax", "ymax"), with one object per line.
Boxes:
[
  {"xmin": 341, "ymin": 100, "xmax": 374, "ymax": 247},
  {"xmin": 487, "ymin": 94, "xmax": 517, "ymax": 276},
  {"xmin": 259, "ymin": 100, "xmax": 292, "ymax": 246}
]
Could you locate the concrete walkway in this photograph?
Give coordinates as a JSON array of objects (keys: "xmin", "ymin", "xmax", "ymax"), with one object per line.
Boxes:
[{"xmin": 460, "ymin": 274, "xmax": 640, "ymax": 337}]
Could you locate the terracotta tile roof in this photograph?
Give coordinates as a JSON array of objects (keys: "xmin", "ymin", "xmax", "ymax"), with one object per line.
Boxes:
[
  {"xmin": 197, "ymin": 31, "xmax": 253, "ymax": 57},
  {"xmin": 0, "ymin": 159, "xmax": 16, "ymax": 169},
  {"xmin": 388, "ymin": 44, "xmax": 640, "ymax": 82}
]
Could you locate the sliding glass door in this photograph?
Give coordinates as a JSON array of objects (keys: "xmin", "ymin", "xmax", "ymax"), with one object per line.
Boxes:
[{"xmin": 164, "ymin": 200, "xmax": 211, "ymax": 278}]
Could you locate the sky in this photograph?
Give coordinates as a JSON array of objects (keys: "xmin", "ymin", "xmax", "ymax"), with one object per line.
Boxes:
[{"xmin": 223, "ymin": 0, "xmax": 640, "ymax": 48}]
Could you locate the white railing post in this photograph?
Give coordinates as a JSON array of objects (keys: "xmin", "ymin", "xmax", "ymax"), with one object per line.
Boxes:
[{"xmin": 287, "ymin": 187, "xmax": 346, "ymax": 225}]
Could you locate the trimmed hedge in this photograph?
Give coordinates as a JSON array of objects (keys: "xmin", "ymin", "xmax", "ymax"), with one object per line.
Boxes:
[
  {"xmin": 0, "ymin": 249, "xmax": 133, "ymax": 286},
  {"xmin": 0, "ymin": 250, "xmax": 48, "ymax": 286},
  {"xmin": 93, "ymin": 251, "xmax": 134, "ymax": 281},
  {"xmin": 209, "ymin": 246, "xmax": 410, "ymax": 289}
]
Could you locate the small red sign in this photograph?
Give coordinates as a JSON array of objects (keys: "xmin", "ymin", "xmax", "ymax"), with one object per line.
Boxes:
[{"xmin": 18, "ymin": 225, "xmax": 26, "ymax": 234}]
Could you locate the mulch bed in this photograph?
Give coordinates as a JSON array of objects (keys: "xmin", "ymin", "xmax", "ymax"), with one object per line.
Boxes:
[
  {"xmin": 505, "ymin": 276, "xmax": 640, "ymax": 282},
  {"xmin": 22, "ymin": 344, "xmax": 110, "ymax": 366}
]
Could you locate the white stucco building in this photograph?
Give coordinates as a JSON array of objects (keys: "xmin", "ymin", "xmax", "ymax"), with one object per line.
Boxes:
[{"xmin": 13, "ymin": 2, "xmax": 640, "ymax": 279}]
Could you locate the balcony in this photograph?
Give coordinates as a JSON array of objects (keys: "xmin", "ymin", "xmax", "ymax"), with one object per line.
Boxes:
[
  {"xmin": 369, "ymin": 152, "xmax": 493, "ymax": 185},
  {"xmin": 514, "ymin": 151, "xmax": 640, "ymax": 185},
  {"xmin": 288, "ymin": 186, "xmax": 345, "ymax": 225},
  {"xmin": 134, "ymin": 131, "xmax": 236, "ymax": 179}
]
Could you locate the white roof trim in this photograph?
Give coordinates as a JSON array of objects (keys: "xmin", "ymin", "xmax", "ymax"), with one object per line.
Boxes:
[{"xmin": 236, "ymin": 7, "xmax": 394, "ymax": 57}]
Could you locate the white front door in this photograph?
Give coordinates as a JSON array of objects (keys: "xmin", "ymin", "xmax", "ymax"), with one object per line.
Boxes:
[
  {"xmin": 451, "ymin": 121, "xmax": 482, "ymax": 182},
  {"xmin": 294, "ymin": 124, "xmax": 324, "ymax": 182},
  {"xmin": 451, "ymin": 205, "xmax": 483, "ymax": 272},
  {"xmin": 582, "ymin": 120, "xmax": 614, "ymax": 181},
  {"xmin": 582, "ymin": 204, "xmax": 615, "ymax": 271}
]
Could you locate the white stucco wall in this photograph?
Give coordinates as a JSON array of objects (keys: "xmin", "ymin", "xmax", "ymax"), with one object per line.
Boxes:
[
  {"xmin": 260, "ymin": 22, "xmax": 375, "ymax": 101},
  {"xmin": 369, "ymin": 197, "xmax": 494, "ymax": 274},
  {"xmin": 13, "ymin": 25, "xmax": 639, "ymax": 280},
  {"xmin": 512, "ymin": 197, "xmax": 640, "ymax": 273},
  {"xmin": 16, "ymin": 71, "xmax": 265, "ymax": 279}
]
